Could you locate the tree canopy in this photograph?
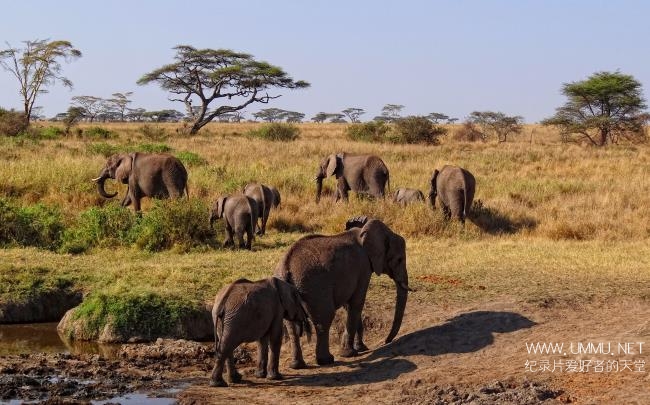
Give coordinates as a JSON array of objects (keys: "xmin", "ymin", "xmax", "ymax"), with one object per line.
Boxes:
[
  {"xmin": 467, "ymin": 111, "xmax": 524, "ymax": 143},
  {"xmin": 542, "ymin": 71, "xmax": 648, "ymax": 146},
  {"xmin": 0, "ymin": 39, "xmax": 82, "ymax": 124},
  {"xmin": 137, "ymin": 45, "xmax": 309, "ymax": 134}
]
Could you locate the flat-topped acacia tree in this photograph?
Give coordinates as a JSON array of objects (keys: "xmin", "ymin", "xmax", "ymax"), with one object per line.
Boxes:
[{"xmin": 137, "ymin": 45, "xmax": 309, "ymax": 134}]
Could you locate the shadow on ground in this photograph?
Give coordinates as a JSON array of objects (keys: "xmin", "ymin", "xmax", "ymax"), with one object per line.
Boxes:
[
  {"xmin": 275, "ymin": 310, "xmax": 536, "ymax": 387},
  {"xmin": 470, "ymin": 200, "xmax": 537, "ymax": 234}
]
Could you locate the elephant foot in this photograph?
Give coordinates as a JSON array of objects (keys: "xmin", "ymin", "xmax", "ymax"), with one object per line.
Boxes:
[
  {"xmin": 209, "ymin": 378, "xmax": 228, "ymax": 387},
  {"xmin": 267, "ymin": 371, "xmax": 283, "ymax": 380},
  {"xmin": 316, "ymin": 353, "xmax": 334, "ymax": 365},
  {"xmin": 254, "ymin": 369, "xmax": 267, "ymax": 378},
  {"xmin": 340, "ymin": 347, "xmax": 359, "ymax": 358},
  {"xmin": 354, "ymin": 342, "xmax": 370, "ymax": 352},
  {"xmin": 228, "ymin": 372, "xmax": 242, "ymax": 384},
  {"xmin": 290, "ymin": 359, "xmax": 307, "ymax": 369}
]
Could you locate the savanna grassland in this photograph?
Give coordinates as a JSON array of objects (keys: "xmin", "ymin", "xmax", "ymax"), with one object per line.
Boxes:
[{"xmin": 1, "ymin": 122, "xmax": 650, "ymax": 403}]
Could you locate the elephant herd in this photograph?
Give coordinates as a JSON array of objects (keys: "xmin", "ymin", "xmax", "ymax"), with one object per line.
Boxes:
[{"xmin": 91, "ymin": 151, "xmax": 476, "ymax": 387}]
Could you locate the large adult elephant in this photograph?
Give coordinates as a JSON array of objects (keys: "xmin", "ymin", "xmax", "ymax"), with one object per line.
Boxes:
[
  {"xmin": 429, "ymin": 165, "xmax": 475, "ymax": 223},
  {"xmin": 315, "ymin": 153, "xmax": 390, "ymax": 203},
  {"xmin": 92, "ymin": 152, "xmax": 188, "ymax": 211},
  {"xmin": 243, "ymin": 183, "xmax": 280, "ymax": 236},
  {"xmin": 274, "ymin": 217, "xmax": 410, "ymax": 367}
]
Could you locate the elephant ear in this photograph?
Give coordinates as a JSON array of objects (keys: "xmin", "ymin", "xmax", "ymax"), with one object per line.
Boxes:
[
  {"xmin": 272, "ymin": 277, "xmax": 300, "ymax": 320},
  {"xmin": 325, "ymin": 154, "xmax": 340, "ymax": 178},
  {"xmin": 345, "ymin": 215, "xmax": 369, "ymax": 230},
  {"xmin": 216, "ymin": 196, "xmax": 228, "ymax": 219},
  {"xmin": 360, "ymin": 220, "xmax": 388, "ymax": 276},
  {"xmin": 114, "ymin": 155, "xmax": 132, "ymax": 184}
]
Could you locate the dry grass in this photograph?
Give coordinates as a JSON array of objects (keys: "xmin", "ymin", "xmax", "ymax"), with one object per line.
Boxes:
[{"xmin": 1, "ymin": 122, "xmax": 649, "ymax": 307}]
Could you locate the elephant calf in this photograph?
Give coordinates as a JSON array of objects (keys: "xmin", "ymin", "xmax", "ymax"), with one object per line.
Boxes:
[
  {"xmin": 429, "ymin": 165, "xmax": 476, "ymax": 223},
  {"xmin": 393, "ymin": 188, "xmax": 425, "ymax": 205},
  {"xmin": 243, "ymin": 183, "xmax": 281, "ymax": 236},
  {"xmin": 209, "ymin": 194, "xmax": 258, "ymax": 249},
  {"xmin": 210, "ymin": 277, "xmax": 311, "ymax": 387}
]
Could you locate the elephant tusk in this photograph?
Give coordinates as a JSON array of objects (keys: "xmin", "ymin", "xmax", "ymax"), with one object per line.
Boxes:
[{"xmin": 91, "ymin": 177, "xmax": 102, "ymax": 182}]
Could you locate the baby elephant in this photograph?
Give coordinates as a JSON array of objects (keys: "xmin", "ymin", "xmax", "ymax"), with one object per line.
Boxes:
[
  {"xmin": 393, "ymin": 188, "xmax": 425, "ymax": 205},
  {"xmin": 210, "ymin": 277, "xmax": 311, "ymax": 387},
  {"xmin": 209, "ymin": 194, "xmax": 258, "ymax": 249}
]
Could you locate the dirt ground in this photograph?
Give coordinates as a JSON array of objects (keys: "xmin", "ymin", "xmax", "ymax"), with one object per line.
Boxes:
[{"xmin": 1, "ymin": 297, "xmax": 648, "ymax": 404}]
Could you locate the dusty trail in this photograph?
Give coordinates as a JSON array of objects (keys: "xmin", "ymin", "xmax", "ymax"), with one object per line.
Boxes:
[{"xmin": 1, "ymin": 298, "xmax": 648, "ymax": 404}]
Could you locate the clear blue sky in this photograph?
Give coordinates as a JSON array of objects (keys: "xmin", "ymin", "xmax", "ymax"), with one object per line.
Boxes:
[{"xmin": 2, "ymin": 0, "xmax": 649, "ymax": 122}]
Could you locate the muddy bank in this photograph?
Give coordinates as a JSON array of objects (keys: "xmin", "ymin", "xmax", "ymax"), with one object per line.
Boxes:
[
  {"xmin": 0, "ymin": 288, "xmax": 82, "ymax": 323},
  {"xmin": 0, "ymin": 339, "xmax": 232, "ymax": 403}
]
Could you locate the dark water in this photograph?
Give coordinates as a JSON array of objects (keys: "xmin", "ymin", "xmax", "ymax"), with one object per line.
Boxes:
[{"xmin": 0, "ymin": 323, "xmax": 120, "ymax": 357}]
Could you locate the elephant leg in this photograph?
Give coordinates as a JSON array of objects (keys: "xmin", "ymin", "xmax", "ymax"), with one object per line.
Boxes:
[
  {"xmin": 340, "ymin": 304, "xmax": 363, "ymax": 357},
  {"xmin": 267, "ymin": 323, "xmax": 283, "ymax": 380},
  {"xmin": 120, "ymin": 192, "xmax": 131, "ymax": 207},
  {"xmin": 260, "ymin": 209, "xmax": 270, "ymax": 236},
  {"xmin": 335, "ymin": 178, "xmax": 349, "ymax": 203},
  {"xmin": 245, "ymin": 222, "xmax": 254, "ymax": 250},
  {"xmin": 132, "ymin": 197, "xmax": 141, "ymax": 212},
  {"xmin": 226, "ymin": 354, "xmax": 242, "ymax": 383},
  {"xmin": 210, "ymin": 349, "xmax": 228, "ymax": 387},
  {"xmin": 235, "ymin": 228, "xmax": 246, "ymax": 249},
  {"xmin": 354, "ymin": 317, "xmax": 369, "ymax": 352},
  {"xmin": 223, "ymin": 223, "xmax": 234, "ymax": 248},
  {"xmin": 441, "ymin": 203, "xmax": 451, "ymax": 220},
  {"xmin": 314, "ymin": 315, "xmax": 335, "ymax": 365},
  {"xmin": 286, "ymin": 320, "xmax": 306, "ymax": 369},
  {"xmin": 255, "ymin": 336, "xmax": 269, "ymax": 378}
]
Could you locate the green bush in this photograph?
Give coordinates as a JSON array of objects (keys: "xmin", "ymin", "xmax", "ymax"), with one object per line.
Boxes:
[
  {"xmin": 391, "ymin": 116, "xmax": 447, "ymax": 144},
  {"xmin": 345, "ymin": 121, "xmax": 390, "ymax": 142},
  {"xmin": 128, "ymin": 199, "xmax": 217, "ymax": 252},
  {"xmin": 0, "ymin": 108, "xmax": 28, "ymax": 136},
  {"xmin": 39, "ymin": 126, "xmax": 66, "ymax": 139},
  {"xmin": 175, "ymin": 151, "xmax": 207, "ymax": 166},
  {"xmin": 247, "ymin": 123, "xmax": 300, "ymax": 141},
  {"xmin": 60, "ymin": 204, "xmax": 136, "ymax": 254},
  {"xmin": 83, "ymin": 126, "xmax": 115, "ymax": 139},
  {"xmin": 0, "ymin": 198, "xmax": 64, "ymax": 250}
]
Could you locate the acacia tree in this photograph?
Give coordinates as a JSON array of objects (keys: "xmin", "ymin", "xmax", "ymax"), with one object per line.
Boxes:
[
  {"xmin": 342, "ymin": 107, "xmax": 365, "ymax": 122},
  {"xmin": 542, "ymin": 71, "xmax": 648, "ymax": 146},
  {"xmin": 374, "ymin": 104, "xmax": 404, "ymax": 122},
  {"xmin": 71, "ymin": 95, "xmax": 106, "ymax": 122},
  {"xmin": 467, "ymin": 111, "xmax": 524, "ymax": 143},
  {"xmin": 108, "ymin": 92, "xmax": 133, "ymax": 121},
  {"xmin": 0, "ymin": 39, "xmax": 81, "ymax": 124},
  {"xmin": 137, "ymin": 45, "xmax": 309, "ymax": 134}
]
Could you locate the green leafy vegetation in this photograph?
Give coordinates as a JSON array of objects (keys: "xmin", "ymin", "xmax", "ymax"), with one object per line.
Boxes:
[
  {"xmin": 246, "ymin": 123, "xmax": 300, "ymax": 141},
  {"xmin": 0, "ymin": 198, "xmax": 64, "ymax": 250}
]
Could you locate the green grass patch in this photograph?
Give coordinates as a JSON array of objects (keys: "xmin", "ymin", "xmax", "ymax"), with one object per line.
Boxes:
[
  {"xmin": 0, "ymin": 198, "xmax": 64, "ymax": 250},
  {"xmin": 83, "ymin": 126, "xmax": 116, "ymax": 139},
  {"xmin": 175, "ymin": 151, "xmax": 207, "ymax": 166},
  {"xmin": 0, "ymin": 265, "xmax": 74, "ymax": 302}
]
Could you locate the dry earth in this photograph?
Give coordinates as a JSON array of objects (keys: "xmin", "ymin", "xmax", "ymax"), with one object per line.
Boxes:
[{"xmin": 2, "ymin": 297, "xmax": 649, "ymax": 404}]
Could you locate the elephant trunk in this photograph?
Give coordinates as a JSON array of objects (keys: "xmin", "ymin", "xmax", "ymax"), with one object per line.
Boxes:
[
  {"xmin": 385, "ymin": 281, "xmax": 409, "ymax": 344},
  {"xmin": 315, "ymin": 176, "xmax": 323, "ymax": 203},
  {"xmin": 94, "ymin": 170, "xmax": 118, "ymax": 199}
]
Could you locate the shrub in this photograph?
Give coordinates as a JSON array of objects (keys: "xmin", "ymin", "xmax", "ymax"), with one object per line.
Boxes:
[
  {"xmin": 391, "ymin": 116, "xmax": 447, "ymax": 144},
  {"xmin": 39, "ymin": 126, "xmax": 65, "ymax": 139},
  {"xmin": 60, "ymin": 204, "xmax": 136, "ymax": 254},
  {"xmin": 346, "ymin": 121, "xmax": 390, "ymax": 142},
  {"xmin": 175, "ymin": 151, "xmax": 207, "ymax": 166},
  {"xmin": 0, "ymin": 108, "xmax": 28, "ymax": 136},
  {"xmin": 139, "ymin": 124, "xmax": 169, "ymax": 141},
  {"xmin": 87, "ymin": 142, "xmax": 120, "ymax": 157},
  {"xmin": 128, "ymin": 199, "xmax": 217, "ymax": 252},
  {"xmin": 453, "ymin": 122, "xmax": 485, "ymax": 142},
  {"xmin": 0, "ymin": 198, "xmax": 64, "ymax": 250},
  {"xmin": 83, "ymin": 126, "xmax": 115, "ymax": 139},
  {"xmin": 246, "ymin": 123, "xmax": 300, "ymax": 141}
]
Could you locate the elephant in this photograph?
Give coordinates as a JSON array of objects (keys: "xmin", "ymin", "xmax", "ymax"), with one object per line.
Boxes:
[
  {"xmin": 274, "ymin": 217, "xmax": 411, "ymax": 367},
  {"xmin": 243, "ymin": 183, "xmax": 280, "ymax": 236},
  {"xmin": 209, "ymin": 194, "xmax": 258, "ymax": 249},
  {"xmin": 92, "ymin": 152, "xmax": 188, "ymax": 212},
  {"xmin": 315, "ymin": 153, "xmax": 390, "ymax": 203},
  {"xmin": 392, "ymin": 188, "xmax": 425, "ymax": 205},
  {"xmin": 429, "ymin": 165, "xmax": 476, "ymax": 223},
  {"xmin": 210, "ymin": 277, "xmax": 311, "ymax": 387}
]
